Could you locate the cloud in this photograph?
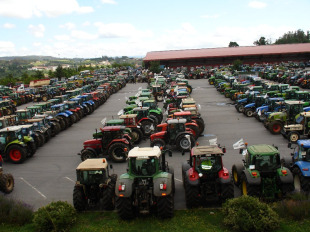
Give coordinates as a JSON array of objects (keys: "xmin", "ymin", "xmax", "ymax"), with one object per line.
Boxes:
[
  {"xmin": 71, "ymin": 30, "xmax": 98, "ymax": 40},
  {"xmin": 201, "ymin": 14, "xmax": 220, "ymax": 19},
  {"xmin": 59, "ymin": 23, "xmax": 76, "ymax": 30},
  {"xmin": 0, "ymin": 0, "xmax": 93, "ymax": 19},
  {"xmin": 248, "ymin": 1, "xmax": 267, "ymax": 9},
  {"xmin": 94, "ymin": 22, "xmax": 152, "ymax": 38},
  {"xmin": 0, "ymin": 41, "xmax": 15, "ymax": 55},
  {"xmin": 3, "ymin": 23, "xmax": 16, "ymax": 29},
  {"xmin": 82, "ymin": 21, "xmax": 91, "ymax": 27},
  {"xmin": 29, "ymin": 24, "xmax": 45, "ymax": 37},
  {"xmin": 101, "ymin": 0, "xmax": 117, "ymax": 4},
  {"xmin": 54, "ymin": 35, "xmax": 72, "ymax": 41}
]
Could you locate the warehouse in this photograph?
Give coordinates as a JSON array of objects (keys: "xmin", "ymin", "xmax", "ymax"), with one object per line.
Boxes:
[{"xmin": 143, "ymin": 43, "xmax": 310, "ymax": 68}]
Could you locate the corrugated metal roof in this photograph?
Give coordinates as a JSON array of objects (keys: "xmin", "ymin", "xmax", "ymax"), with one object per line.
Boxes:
[{"xmin": 143, "ymin": 43, "xmax": 310, "ymax": 61}]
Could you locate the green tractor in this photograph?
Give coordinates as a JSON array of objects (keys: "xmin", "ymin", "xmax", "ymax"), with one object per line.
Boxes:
[
  {"xmin": 115, "ymin": 146, "xmax": 174, "ymax": 219},
  {"xmin": 73, "ymin": 158, "xmax": 117, "ymax": 211},
  {"xmin": 0, "ymin": 166, "xmax": 14, "ymax": 194},
  {"xmin": 232, "ymin": 144, "xmax": 294, "ymax": 199}
]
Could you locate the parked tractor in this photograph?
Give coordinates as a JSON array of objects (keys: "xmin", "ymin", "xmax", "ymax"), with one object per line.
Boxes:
[
  {"xmin": 73, "ymin": 158, "xmax": 117, "ymax": 211},
  {"xmin": 232, "ymin": 144, "xmax": 294, "ymax": 199},
  {"xmin": 282, "ymin": 140, "xmax": 310, "ymax": 193},
  {"xmin": 0, "ymin": 166, "xmax": 14, "ymax": 194},
  {"xmin": 115, "ymin": 146, "xmax": 174, "ymax": 219},
  {"xmin": 182, "ymin": 145, "xmax": 233, "ymax": 208},
  {"xmin": 282, "ymin": 112, "xmax": 310, "ymax": 143},
  {"xmin": 78, "ymin": 126, "xmax": 131, "ymax": 163},
  {"xmin": 150, "ymin": 119, "xmax": 195, "ymax": 152}
]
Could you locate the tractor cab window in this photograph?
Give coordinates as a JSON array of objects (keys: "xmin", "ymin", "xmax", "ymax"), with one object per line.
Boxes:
[
  {"xmin": 0, "ymin": 134, "xmax": 6, "ymax": 145},
  {"xmin": 196, "ymin": 155, "xmax": 222, "ymax": 173},
  {"xmin": 81, "ymin": 170, "xmax": 105, "ymax": 184},
  {"xmin": 253, "ymin": 154, "xmax": 280, "ymax": 171},
  {"xmin": 130, "ymin": 157, "xmax": 156, "ymax": 176}
]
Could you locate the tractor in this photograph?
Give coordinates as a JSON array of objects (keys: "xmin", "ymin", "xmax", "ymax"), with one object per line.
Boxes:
[
  {"xmin": 115, "ymin": 146, "xmax": 174, "ymax": 219},
  {"xmin": 182, "ymin": 145, "xmax": 234, "ymax": 208},
  {"xmin": 78, "ymin": 126, "xmax": 131, "ymax": 163},
  {"xmin": 73, "ymin": 158, "xmax": 117, "ymax": 211},
  {"xmin": 150, "ymin": 119, "xmax": 195, "ymax": 152},
  {"xmin": 232, "ymin": 144, "xmax": 294, "ymax": 199},
  {"xmin": 281, "ymin": 140, "xmax": 310, "ymax": 193},
  {"xmin": 282, "ymin": 112, "xmax": 310, "ymax": 143},
  {"xmin": 0, "ymin": 166, "xmax": 14, "ymax": 194}
]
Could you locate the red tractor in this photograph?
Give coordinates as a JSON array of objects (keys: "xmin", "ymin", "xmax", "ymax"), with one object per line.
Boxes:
[
  {"xmin": 150, "ymin": 119, "xmax": 195, "ymax": 152},
  {"xmin": 182, "ymin": 145, "xmax": 234, "ymax": 208},
  {"xmin": 78, "ymin": 126, "xmax": 131, "ymax": 163}
]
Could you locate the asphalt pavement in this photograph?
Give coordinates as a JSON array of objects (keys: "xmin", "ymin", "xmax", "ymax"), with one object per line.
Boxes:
[{"xmin": 1, "ymin": 80, "xmax": 293, "ymax": 210}]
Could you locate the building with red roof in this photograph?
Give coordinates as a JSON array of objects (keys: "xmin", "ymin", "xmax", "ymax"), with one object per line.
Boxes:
[{"xmin": 143, "ymin": 43, "xmax": 310, "ymax": 68}]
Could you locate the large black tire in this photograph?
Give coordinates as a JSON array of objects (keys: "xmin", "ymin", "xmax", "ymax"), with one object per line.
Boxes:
[
  {"xmin": 168, "ymin": 167, "xmax": 175, "ymax": 194},
  {"xmin": 194, "ymin": 118, "xmax": 205, "ymax": 135},
  {"xmin": 221, "ymin": 182, "xmax": 234, "ymax": 201},
  {"xmin": 108, "ymin": 143, "xmax": 129, "ymax": 163},
  {"xmin": 240, "ymin": 173, "xmax": 260, "ymax": 196},
  {"xmin": 77, "ymin": 109, "xmax": 84, "ymax": 119},
  {"xmin": 73, "ymin": 185, "xmax": 87, "ymax": 211},
  {"xmin": 70, "ymin": 114, "xmax": 77, "ymax": 124},
  {"xmin": 7, "ymin": 145, "xmax": 27, "ymax": 164},
  {"xmin": 280, "ymin": 157, "xmax": 293, "ymax": 169},
  {"xmin": 232, "ymin": 163, "xmax": 244, "ymax": 186},
  {"xmin": 182, "ymin": 162, "xmax": 191, "ymax": 188},
  {"xmin": 57, "ymin": 116, "xmax": 67, "ymax": 130},
  {"xmin": 74, "ymin": 112, "xmax": 80, "ymax": 122},
  {"xmin": 268, "ymin": 121, "xmax": 283, "ymax": 135},
  {"xmin": 175, "ymin": 134, "xmax": 195, "ymax": 152},
  {"xmin": 292, "ymin": 166, "xmax": 310, "ymax": 193},
  {"xmin": 150, "ymin": 138, "xmax": 166, "ymax": 149},
  {"xmin": 116, "ymin": 197, "xmax": 135, "ymax": 220},
  {"xmin": 52, "ymin": 122, "xmax": 61, "ymax": 136},
  {"xmin": 157, "ymin": 194, "xmax": 174, "ymax": 218},
  {"xmin": 81, "ymin": 149, "xmax": 96, "ymax": 161},
  {"xmin": 37, "ymin": 132, "xmax": 45, "ymax": 146},
  {"xmin": 288, "ymin": 132, "xmax": 300, "ymax": 143},
  {"xmin": 141, "ymin": 120, "xmax": 154, "ymax": 136},
  {"xmin": 156, "ymin": 95, "xmax": 164, "ymax": 102},
  {"xmin": 244, "ymin": 108, "xmax": 254, "ymax": 117},
  {"xmin": 131, "ymin": 128, "xmax": 143, "ymax": 144},
  {"xmin": 0, "ymin": 173, "xmax": 14, "ymax": 194},
  {"xmin": 149, "ymin": 115, "xmax": 159, "ymax": 126},
  {"xmin": 27, "ymin": 141, "xmax": 36, "ymax": 157},
  {"xmin": 184, "ymin": 178, "xmax": 201, "ymax": 208},
  {"xmin": 186, "ymin": 125, "xmax": 199, "ymax": 140},
  {"xmin": 33, "ymin": 134, "xmax": 41, "ymax": 148},
  {"xmin": 102, "ymin": 182, "xmax": 115, "ymax": 210},
  {"xmin": 150, "ymin": 112, "xmax": 163, "ymax": 124},
  {"xmin": 236, "ymin": 104, "xmax": 244, "ymax": 113}
]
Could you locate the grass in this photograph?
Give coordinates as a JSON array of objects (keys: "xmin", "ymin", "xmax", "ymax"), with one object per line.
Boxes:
[{"xmin": 1, "ymin": 209, "xmax": 310, "ymax": 232}]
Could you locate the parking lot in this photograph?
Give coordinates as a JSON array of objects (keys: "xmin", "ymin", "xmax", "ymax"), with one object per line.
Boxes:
[{"xmin": 1, "ymin": 79, "xmax": 293, "ymax": 210}]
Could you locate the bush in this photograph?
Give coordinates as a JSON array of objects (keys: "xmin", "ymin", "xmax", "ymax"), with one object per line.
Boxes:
[
  {"xmin": 0, "ymin": 195, "xmax": 33, "ymax": 225},
  {"xmin": 33, "ymin": 201, "xmax": 77, "ymax": 232},
  {"xmin": 222, "ymin": 196, "xmax": 279, "ymax": 232},
  {"xmin": 274, "ymin": 193, "xmax": 310, "ymax": 220}
]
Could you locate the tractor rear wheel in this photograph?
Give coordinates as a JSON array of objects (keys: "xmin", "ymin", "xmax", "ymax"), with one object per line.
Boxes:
[
  {"xmin": 81, "ymin": 149, "xmax": 96, "ymax": 161},
  {"xmin": 232, "ymin": 163, "xmax": 244, "ymax": 186},
  {"xmin": 176, "ymin": 134, "xmax": 195, "ymax": 152},
  {"xmin": 7, "ymin": 145, "xmax": 27, "ymax": 164},
  {"xmin": 240, "ymin": 173, "xmax": 260, "ymax": 197},
  {"xmin": 156, "ymin": 95, "xmax": 164, "ymax": 102},
  {"xmin": 150, "ymin": 138, "xmax": 166, "ymax": 149},
  {"xmin": 37, "ymin": 132, "xmax": 45, "ymax": 146},
  {"xmin": 157, "ymin": 194, "xmax": 174, "ymax": 218},
  {"xmin": 221, "ymin": 182, "xmax": 234, "ymax": 201},
  {"xmin": 102, "ymin": 182, "xmax": 115, "ymax": 210},
  {"xmin": 141, "ymin": 120, "xmax": 154, "ymax": 136},
  {"xmin": 27, "ymin": 142, "xmax": 36, "ymax": 157},
  {"xmin": 245, "ymin": 109, "xmax": 254, "ymax": 117},
  {"xmin": 57, "ymin": 116, "xmax": 67, "ymax": 130},
  {"xmin": 292, "ymin": 167, "xmax": 310, "ymax": 193},
  {"xmin": 268, "ymin": 121, "xmax": 283, "ymax": 134},
  {"xmin": 116, "ymin": 197, "xmax": 135, "ymax": 220},
  {"xmin": 0, "ymin": 173, "xmax": 14, "ymax": 194},
  {"xmin": 73, "ymin": 185, "xmax": 87, "ymax": 211},
  {"xmin": 289, "ymin": 132, "xmax": 300, "ymax": 143},
  {"xmin": 185, "ymin": 178, "xmax": 201, "ymax": 208},
  {"xmin": 52, "ymin": 122, "xmax": 61, "ymax": 136},
  {"xmin": 131, "ymin": 128, "xmax": 143, "ymax": 144},
  {"xmin": 194, "ymin": 118, "xmax": 205, "ymax": 135},
  {"xmin": 108, "ymin": 143, "xmax": 129, "ymax": 163},
  {"xmin": 186, "ymin": 125, "xmax": 199, "ymax": 140}
]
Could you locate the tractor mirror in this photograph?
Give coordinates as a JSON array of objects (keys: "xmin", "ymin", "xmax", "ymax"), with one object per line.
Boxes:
[
  {"xmin": 288, "ymin": 142, "xmax": 291, "ymax": 148},
  {"xmin": 239, "ymin": 148, "xmax": 243, "ymax": 154},
  {"xmin": 182, "ymin": 150, "xmax": 185, "ymax": 156},
  {"xmin": 164, "ymin": 150, "xmax": 172, "ymax": 157},
  {"xmin": 222, "ymin": 147, "xmax": 226, "ymax": 153},
  {"xmin": 110, "ymin": 164, "xmax": 113, "ymax": 169}
]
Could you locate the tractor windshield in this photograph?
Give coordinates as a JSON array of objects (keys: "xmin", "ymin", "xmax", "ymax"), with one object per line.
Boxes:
[
  {"xmin": 195, "ymin": 155, "xmax": 222, "ymax": 173},
  {"xmin": 253, "ymin": 154, "xmax": 280, "ymax": 171},
  {"xmin": 80, "ymin": 170, "xmax": 105, "ymax": 184},
  {"xmin": 130, "ymin": 157, "xmax": 157, "ymax": 176}
]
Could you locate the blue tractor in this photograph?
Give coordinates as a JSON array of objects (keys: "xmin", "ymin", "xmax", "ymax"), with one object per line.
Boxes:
[{"xmin": 283, "ymin": 140, "xmax": 310, "ymax": 193}]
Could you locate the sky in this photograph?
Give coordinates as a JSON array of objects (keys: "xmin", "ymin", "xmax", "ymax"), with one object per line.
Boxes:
[{"xmin": 0, "ymin": 0, "xmax": 309, "ymax": 58}]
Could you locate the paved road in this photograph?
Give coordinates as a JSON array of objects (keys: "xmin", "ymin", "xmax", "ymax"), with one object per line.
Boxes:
[{"xmin": 1, "ymin": 80, "xmax": 293, "ymax": 210}]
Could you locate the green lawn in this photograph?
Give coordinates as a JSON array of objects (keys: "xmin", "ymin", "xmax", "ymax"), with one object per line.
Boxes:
[{"xmin": 1, "ymin": 209, "xmax": 310, "ymax": 232}]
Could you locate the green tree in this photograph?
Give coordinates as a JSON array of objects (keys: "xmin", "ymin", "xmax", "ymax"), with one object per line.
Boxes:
[
  {"xmin": 274, "ymin": 29, "xmax": 310, "ymax": 44},
  {"xmin": 232, "ymin": 59, "xmax": 243, "ymax": 71},
  {"xmin": 229, "ymin": 41, "xmax": 239, "ymax": 47},
  {"xmin": 253, "ymin": 36, "xmax": 272, "ymax": 46},
  {"xmin": 149, "ymin": 61, "xmax": 162, "ymax": 74},
  {"xmin": 55, "ymin": 65, "xmax": 65, "ymax": 81}
]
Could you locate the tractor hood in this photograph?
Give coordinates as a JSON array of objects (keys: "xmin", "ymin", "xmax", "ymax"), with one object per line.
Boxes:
[
  {"xmin": 83, "ymin": 139, "xmax": 102, "ymax": 147},
  {"xmin": 284, "ymin": 124, "xmax": 303, "ymax": 131},
  {"xmin": 295, "ymin": 161, "xmax": 310, "ymax": 177},
  {"xmin": 245, "ymin": 102, "xmax": 255, "ymax": 108},
  {"xmin": 237, "ymin": 98, "xmax": 247, "ymax": 104},
  {"xmin": 150, "ymin": 131, "xmax": 166, "ymax": 140}
]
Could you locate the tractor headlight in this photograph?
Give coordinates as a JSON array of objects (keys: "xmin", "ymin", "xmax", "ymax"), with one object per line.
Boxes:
[{"xmin": 198, "ymin": 173, "xmax": 203, "ymax": 177}]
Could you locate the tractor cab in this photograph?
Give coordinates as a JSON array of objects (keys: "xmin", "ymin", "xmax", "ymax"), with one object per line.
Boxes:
[
  {"xmin": 119, "ymin": 114, "xmax": 138, "ymax": 126},
  {"xmin": 167, "ymin": 119, "xmax": 187, "ymax": 140},
  {"xmin": 0, "ymin": 115, "xmax": 17, "ymax": 129}
]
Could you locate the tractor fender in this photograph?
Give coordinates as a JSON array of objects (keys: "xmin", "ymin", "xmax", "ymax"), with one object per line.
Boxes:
[
  {"xmin": 139, "ymin": 118, "xmax": 154, "ymax": 124},
  {"xmin": 245, "ymin": 103, "xmax": 255, "ymax": 108},
  {"xmin": 185, "ymin": 168, "xmax": 200, "ymax": 186},
  {"xmin": 242, "ymin": 170, "xmax": 261, "ymax": 185},
  {"xmin": 185, "ymin": 122, "xmax": 199, "ymax": 127},
  {"xmin": 218, "ymin": 168, "xmax": 232, "ymax": 184},
  {"xmin": 83, "ymin": 139, "xmax": 102, "ymax": 150},
  {"xmin": 108, "ymin": 138, "xmax": 130, "ymax": 147},
  {"xmin": 65, "ymin": 110, "xmax": 73, "ymax": 115},
  {"xmin": 278, "ymin": 167, "xmax": 294, "ymax": 184},
  {"xmin": 237, "ymin": 98, "xmax": 248, "ymax": 104},
  {"xmin": 83, "ymin": 147, "xmax": 97, "ymax": 155},
  {"xmin": 303, "ymin": 107, "xmax": 310, "ymax": 112},
  {"xmin": 153, "ymin": 173, "xmax": 173, "ymax": 197},
  {"xmin": 176, "ymin": 132, "xmax": 193, "ymax": 139},
  {"xmin": 115, "ymin": 174, "xmax": 134, "ymax": 197},
  {"xmin": 294, "ymin": 162, "xmax": 310, "ymax": 177},
  {"xmin": 57, "ymin": 112, "xmax": 69, "ymax": 117}
]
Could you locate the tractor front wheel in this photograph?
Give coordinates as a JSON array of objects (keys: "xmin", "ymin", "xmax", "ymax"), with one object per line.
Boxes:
[
  {"xmin": 245, "ymin": 109, "xmax": 254, "ymax": 117},
  {"xmin": 268, "ymin": 121, "xmax": 283, "ymax": 135},
  {"xmin": 157, "ymin": 194, "xmax": 174, "ymax": 218},
  {"xmin": 176, "ymin": 134, "xmax": 195, "ymax": 152},
  {"xmin": 0, "ymin": 173, "xmax": 14, "ymax": 194},
  {"xmin": 289, "ymin": 132, "xmax": 300, "ymax": 143},
  {"xmin": 7, "ymin": 145, "xmax": 27, "ymax": 164},
  {"xmin": 131, "ymin": 128, "xmax": 143, "ymax": 144},
  {"xmin": 150, "ymin": 138, "xmax": 166, "ymax": 149},
  {"xmin": 80, "ymin": 149, "xmax": 96, "ymax": 161},
  {"xmin": 108, "ymin": 143, "xmax": 129, "ymax": 163},
  {"xmin": 141, "ymin": 120, "xmax": 154, "ymax": 136}
]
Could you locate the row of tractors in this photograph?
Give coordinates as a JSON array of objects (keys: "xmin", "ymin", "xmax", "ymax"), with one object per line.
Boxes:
[{"xmin": 210, "ymin": 71, "xmax": 310, "ymax": 195}]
